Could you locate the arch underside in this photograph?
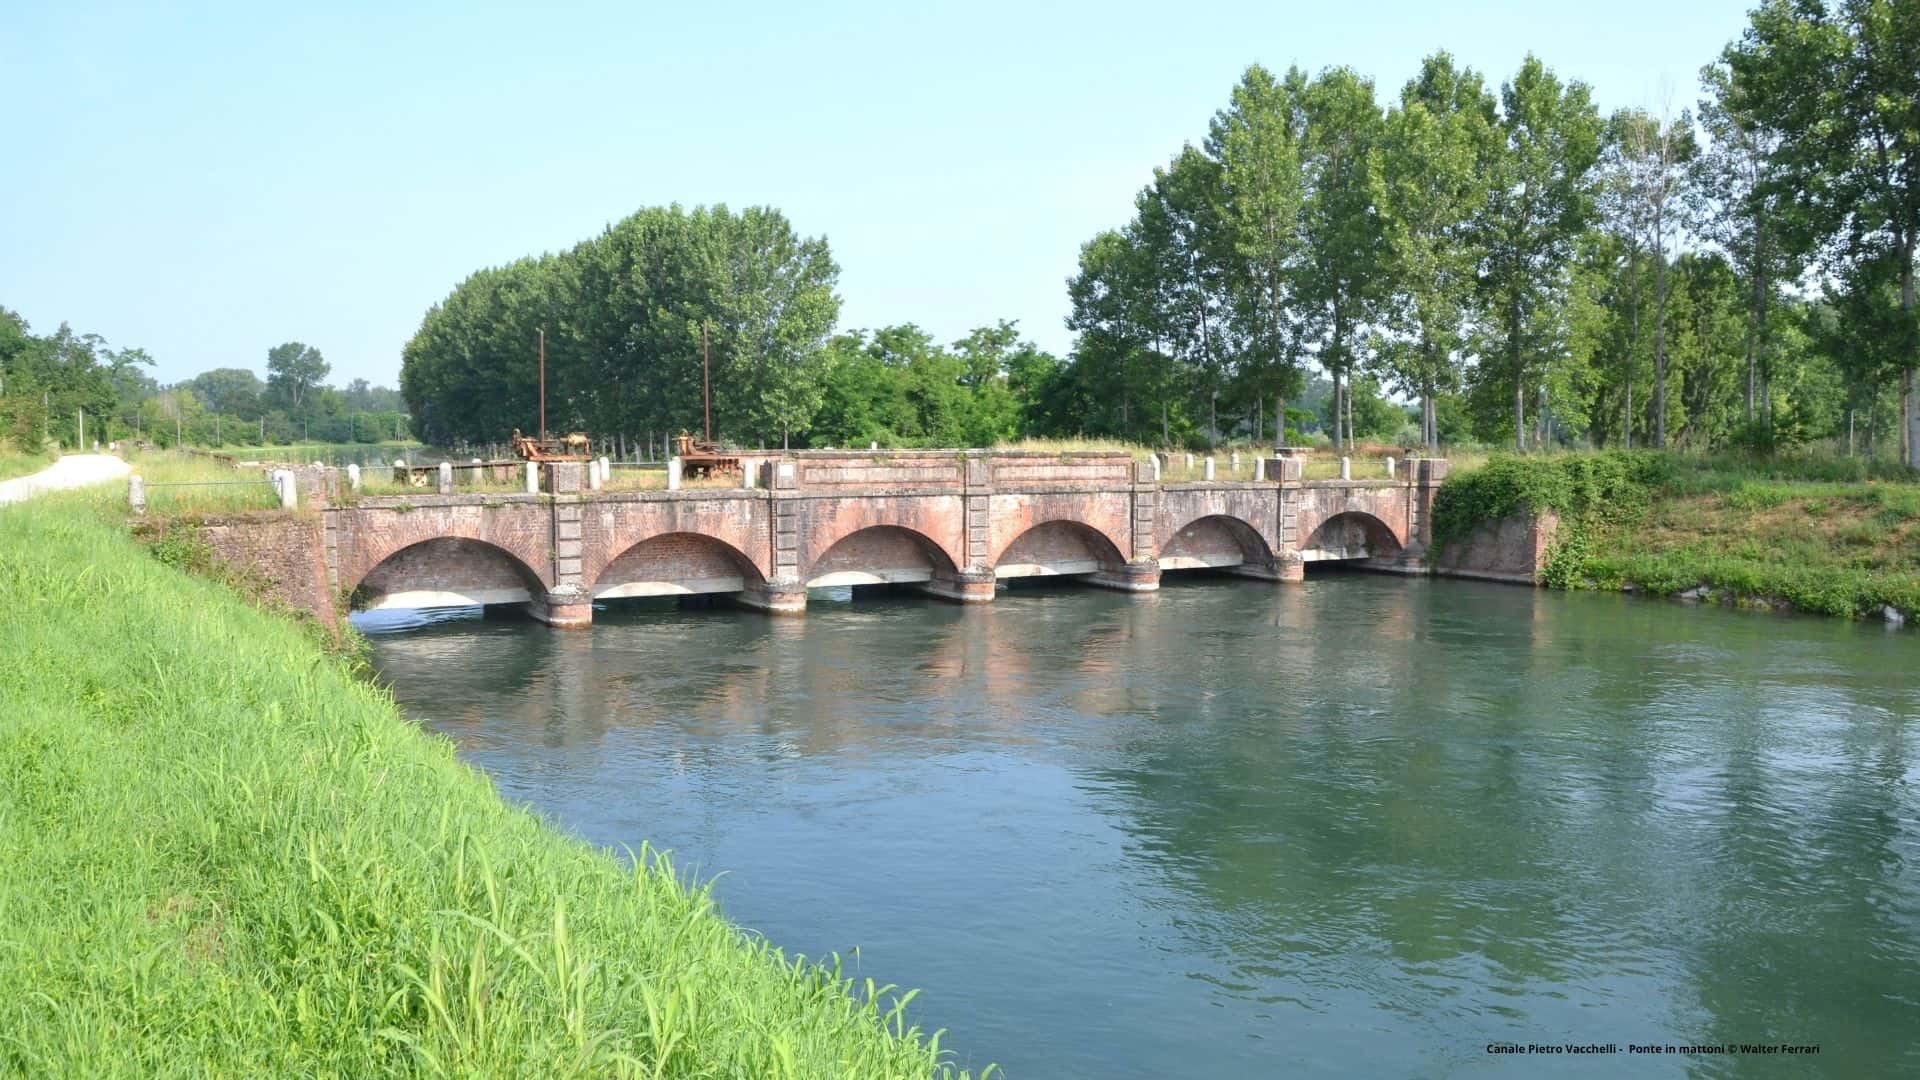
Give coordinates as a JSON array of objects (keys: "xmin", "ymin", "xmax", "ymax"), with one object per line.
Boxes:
[
  {"xmin": 355, "ymin": 537, "xmax": 543, "ymax": 610},
  {"xmin": 1299, "ymin": 512, "xmax": 1402, "ymax": 562},
  {"xmin": 806, "ymin": 525, "xmax": 957, "ymax": 588},
  {"xmin": 594, "ymin": 532, "xmax": 765, "ymax": 599},
  {"xmin": 1160, "ymin": 515, "xmax": 1272, "ymax": 572},
  {"xmin": 994, "ymin": 520, "xmax": 1125, "ymax": 580}
]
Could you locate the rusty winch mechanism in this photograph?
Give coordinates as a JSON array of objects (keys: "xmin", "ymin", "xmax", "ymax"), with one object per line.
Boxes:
[
  {"xmin": 673, "ymin": 431, "xmax": 741, "ymax": 479},
  {"xmin": 510, "ymin": 428, "xmax": 592, "ymax": 462}
]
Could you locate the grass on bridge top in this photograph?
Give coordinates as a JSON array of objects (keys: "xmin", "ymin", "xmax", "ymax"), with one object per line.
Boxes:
[{"xmin": 0, "ymin": 492, "xmax": 984, "ymax": 1077}]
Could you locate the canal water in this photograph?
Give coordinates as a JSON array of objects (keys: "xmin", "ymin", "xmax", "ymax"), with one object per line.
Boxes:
[{"xmin": 361, "ymin": 574, "xmax": 1920, "ymax": 1077}]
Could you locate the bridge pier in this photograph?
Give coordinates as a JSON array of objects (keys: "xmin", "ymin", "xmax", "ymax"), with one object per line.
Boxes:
[
  {"xmin": 527, "ymin": 587, "xmax": 594, "ymax": 629},
  {"xmin": 1086, "ymin": 560, "xmax": 1161, "ymax": 593},
  {"xmin": 736, "ymin": 580, "xmax": 807, "ymax": 615},
  {"xmin": 917, "ymin": 568, "xmax": 998, "ymax": 603}
]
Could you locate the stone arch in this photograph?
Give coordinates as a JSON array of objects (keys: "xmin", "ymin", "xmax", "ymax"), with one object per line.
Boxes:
[
  {"xmin": 593, "ymin": 531, "xmax": 767, "ymax": 599},
  {"xmin": 1159, "ymin": 514, "xmax": 1275, "ymax": 572},
  {"xmin": 1298, "ymin": 511, "xmax": 1403, "ymax": 562},
  {"xmin": 805, "ymin": 525, "xmax": 960, "ymax": 588},
  {"xmin": 352, "ymin": 537, "xmax": 546, "ymax": 611},
  {"xmin": 992, "ymin": 519, "xmax": 1128, "ymax": 580}
]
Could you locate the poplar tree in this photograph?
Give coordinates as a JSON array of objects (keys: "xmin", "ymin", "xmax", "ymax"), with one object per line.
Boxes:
[
  {"xmin": 1376, "ymin": 52, "xmax": 1498, "ymax": 450},
  {"xmin": 1474, "ymin": 57, "xmax": 1604, "ymax": 451}
]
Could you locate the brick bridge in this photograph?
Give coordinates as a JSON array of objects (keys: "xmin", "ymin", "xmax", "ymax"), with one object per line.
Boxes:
[{"xmin": 212, "ymin": 451, "xmax": 1448, "ymax": 628}]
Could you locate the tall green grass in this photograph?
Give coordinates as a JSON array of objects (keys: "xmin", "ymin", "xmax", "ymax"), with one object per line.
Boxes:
[
  {"xmin": 0, "ymin": 443, "xmax": 55, "ymax": 482},
  {"xmin": 0, "ymin": 497, "xmax": 981, "ymax": 1077}
]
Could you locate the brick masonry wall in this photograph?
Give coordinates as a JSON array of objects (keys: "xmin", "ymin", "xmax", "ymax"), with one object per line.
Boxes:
[
  {"xmin": 1432, "ymin": 510, "xmax": 1559, "ymax": 583},
  {"xmin": 190, "ymin": 464, "xmax": 1446, "ymax": 624},
  {"xmin": 1292, "ymin": 485, "xmax": 1413, "ymax": 557},
  {"xmin": 1157, "ymin": 487, "xmax": 1280, "ymax": 557},
  {"xmin": 1161, "ymin": 515, "xmax": 1268, "ymax": 566},
  {"xmin": 331, "ymin": 501, "xmax": 555, "ymax": 596},
  {"xmin": 808, "ymin": 525, "xmax": 950, "ymax": 582},
  {"xmin": 985, "ymin": 491, "xmax": 1132, "ymax": 569},
  {"xmin": 789, "ymin": 494, "xmax": 967, "ymax": 579},
  {"xmin": 995, "ymin": 519, "xmax": 1123, "ymax": 573},
  {"xmin": 597, "ymin": 532, "xmax": 760, "ymax": 594},
  {"xmin": 359, "ymin": 537, "xmax": 541, "ymax": 601},
  {"xmin": 190, "ymin": 513, "xmax": 336, "ymax": 628},
  {"xmin": 579, "ymin": 495, "xmax": 774, "ymax": 587}
]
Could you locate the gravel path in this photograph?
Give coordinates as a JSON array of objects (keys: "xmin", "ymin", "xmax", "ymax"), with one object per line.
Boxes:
[{"xmin": 0, "ymin": 454, "xmax": 132, "ymax": 506}]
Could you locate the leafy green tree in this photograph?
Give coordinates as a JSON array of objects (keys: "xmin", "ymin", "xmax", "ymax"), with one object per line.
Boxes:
[
  {"xmin": 265, "ymin": 342, "xmax": 328, "ymax": 416},
  {"xmin": 1721, "ymin": 0, "xmax": 1920, "ymax": 465},
  {"xmin": 1208, "ymin": 64, "xmax": 1311, "ymax": 450},
  {"xmin": 1473, "ymin": 56, "xmax": 1604, "ymax": 450},
  {"xmin": 1298, "ymin": 67, "xmax": 1387, "ymax": 451},
  {"xmin": 1376, "ymin": 52, "xmax": 1498, "ymax": 450},
  {"xmin": 188, "ymin": 368, "xmax": 265, "ymax": 419},
  {"xmin": 1598, "ymin": 107, "xmax": 1696, "ymax": 447}
]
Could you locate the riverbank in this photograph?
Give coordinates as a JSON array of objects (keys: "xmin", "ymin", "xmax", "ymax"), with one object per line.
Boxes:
[
  {"xmin": 0, "ymin": 496, "xmax": 974, "ymax": 1076},
  {"xmin": 1432, "ymin": 452, "xmax": 1920, "ymax": 624}
]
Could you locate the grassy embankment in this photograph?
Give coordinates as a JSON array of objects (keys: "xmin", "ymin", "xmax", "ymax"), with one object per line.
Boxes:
[
  {"xmin": 1432, "ymin": 451, "xmax": 1920, "ymax": 622},
  {"xmin": 0, "ymin": 494, "xmax": 980, "ymax": 1077},
  {"xmin": 0, "ymin": 441, "xmax": 55, "ymax": 482}
]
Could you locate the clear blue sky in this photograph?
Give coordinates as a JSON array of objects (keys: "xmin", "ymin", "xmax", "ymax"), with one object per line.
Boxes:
[{"xmin": 3, "ymin": 0, "xmax": 1756, "ymax": 388}]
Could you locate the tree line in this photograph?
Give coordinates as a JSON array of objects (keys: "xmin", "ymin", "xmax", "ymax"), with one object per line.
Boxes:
[
  {"xmin": 1061, "ymin": 0, "xmax": 1918, "ymax": 462},
  {"xmin": 0, "ymin": 307, "xmax": 411, "ymax": 451}
]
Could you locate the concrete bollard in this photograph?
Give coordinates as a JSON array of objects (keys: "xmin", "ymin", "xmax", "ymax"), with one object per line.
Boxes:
[
  {"xmin": 1204, "ymin": 457, "xmax": 1216, "ymax": 481},
  {"xmin": 1386, "ymin": 456, "xmax": 1396, "ymax": 479},
  {"xmin": 127, "ymin": 475, "xmax": 146, "ymax": 514},
  {"xmin": 346, "ymin": 463, "xmax": 361, "ymax": 491},
  {"xmin": 667, "ymin": 456, "xmax": 683, "ymax": 490},
  {"xmin": 274, "ymin": 469, "xmax": 297, "ymax": 509},
  {"xmin": 742, "ymin": 460, "xmax": 757, "ymax": 489},
  {"xmin": 1340, "ymin": 457, "xmax": 1351, "ymax": 480},
  {"xmin": 1149, "ymin": 455, "xmax": 1162, "ymax": 482},
  {"xmin": 525, "ymin": 462, "xmax": 538, "ymax": 494},
  {"xmin": 1185, "ymin": 453, "xmax": 1194, "ymax": 470},
  {"xmin": 1231, "ymin": 451, "xmax": 1240, "ymax": 471},
  {"xmin": 870, "ymin": 441, "xmax": 879, "ymax": 450},
  {"xmin": 438, "ymin": 462, "xmax": 452, "ymax": 494},
  {"xmin": 588, "ymin": 458, "xmax": 603, "ymax": 491},
  {"xmin": 1254, "ymin": 458, "xmax": 1266, "ymax": 482},
  {"xmin": 598, "ymin": 456, "xmax": 610, "ymax": 485}
]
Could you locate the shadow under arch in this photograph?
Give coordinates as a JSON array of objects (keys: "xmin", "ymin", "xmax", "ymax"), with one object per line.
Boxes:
[
  {"xmin": 593, "ymin": 531, "xmax": 768, "ymax": 599},
  {"xmin": 805, "ymin": 524, "xmax": 960, "ymax": 588},
  {"xmin": 993, "ymin": 519, "xmax": 1128, "ymax": 581},
  {"xmin": 1299, "ymin": 511, "xmax": 1403, "ymax": 562},
  {"xmin": 1160, "ymin": 514, "xmax": 1275, "ymax": 573},
  {"xmin": 352, "ymin": 536, "xmax": 545, "ymax": 611}
]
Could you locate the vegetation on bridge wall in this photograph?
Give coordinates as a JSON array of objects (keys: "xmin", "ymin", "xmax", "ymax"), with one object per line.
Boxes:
[
  {"xmin": 0, "ymin": 496, "xmax": 978, "ymax": 1077},
  {"xmin": 1434, "ymin": 452, "xmax": 1920, "ymax": 622}
]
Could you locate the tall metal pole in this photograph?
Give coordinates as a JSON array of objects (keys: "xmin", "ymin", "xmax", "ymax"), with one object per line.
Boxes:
[
  {"xmin": 538, "ymin": 328, "xmax": 548, "ymax": 441},
  {"xmin": 702, "ymin": 322, "xmax": 712, "ymax": 443}
]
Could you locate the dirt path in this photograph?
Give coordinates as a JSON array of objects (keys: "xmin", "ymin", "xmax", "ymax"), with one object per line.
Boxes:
[{"xmin": 0, "ymin": 454, "xmax": 132, "ymax": 506}]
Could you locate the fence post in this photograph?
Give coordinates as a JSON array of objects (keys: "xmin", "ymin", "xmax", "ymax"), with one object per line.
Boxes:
[
  {"xmin": 128, "ymin": 475, "xmax": 145, "ymax": 514},
  {"xmin": 1340, "ymin": 457, "xmax": 1351, "ymax": 481},
  {"xmin": 588, "ymin": 457, "xmax": 603, "ymax": 491},
  {"xmin": 1254, "ymin": 458, "xmax": 1266, "ymax": 482},
  {"xmin": 274, "ymin": 469, "xmax": 297, "ymax": 509},
  {"xmin": 1204, "ymin": 457, "xmax": 1216, "ymax": 481},
  {"xmin": 438, "ymin": 462, "xmax": 452, "ymax": 495},
  {"xmin": 346, "ymin": 463, "xmax": 361, "ymax": 491},
  {"xmin": 525, "ymin": 461, "xmax": 538, "ymax": 494},
  {"xmin": 667, "ymin": 457, "xmax": 683, "ymax": 491},
  {"xmin": 1386, "ymin": 456, "xmax": 1396, "ymax": 480}
]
